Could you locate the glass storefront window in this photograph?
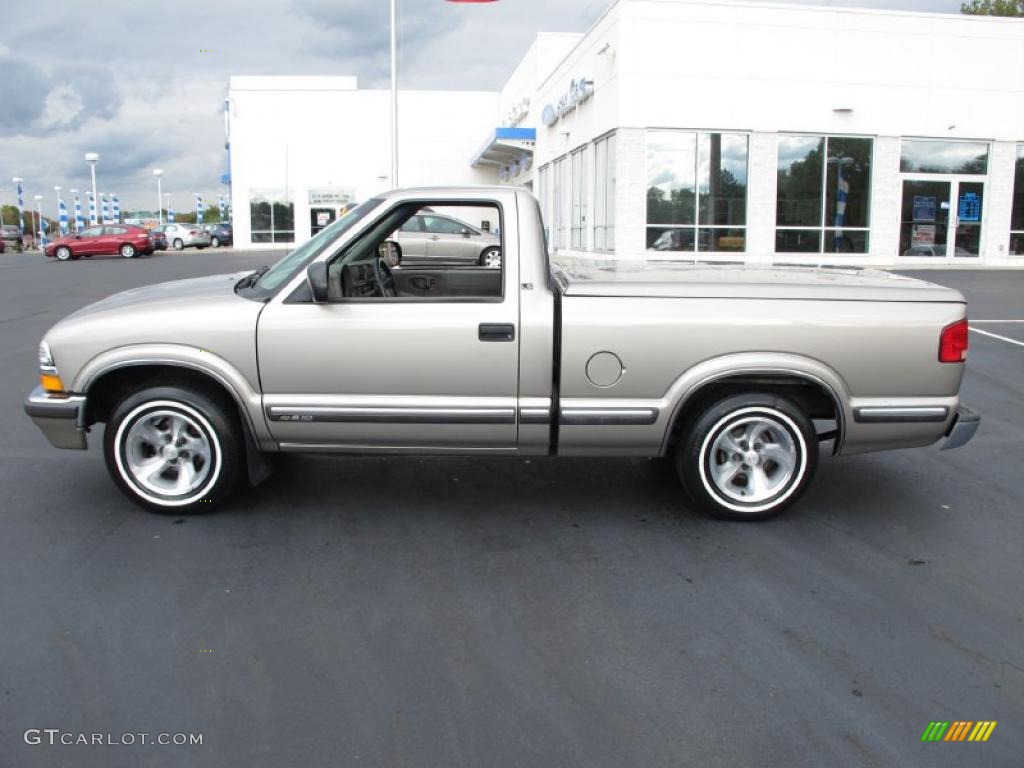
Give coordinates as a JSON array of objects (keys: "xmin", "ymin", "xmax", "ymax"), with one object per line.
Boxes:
[
  {"xmin": 900, "ymin": 140, "xmax": 988, "ymax": 175},
  {"xmin": 646, "ymin": 131, "xmax": 748, "ymax": 252},
  {"xmin": 775, "ymin": 135, "xmax": 872, "ymax": 254},
  {"xmin": 249, "ymin": 188, "xmax": 294, "ymax": 244},
  {"xmin": 1011, "ymin": 145, "xmax": 1024, "ymax": 256}
]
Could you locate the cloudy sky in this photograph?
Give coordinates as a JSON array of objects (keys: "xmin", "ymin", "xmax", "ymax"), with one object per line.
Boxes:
[{"xmin": 0, "ymin": 0, "xmax": 961, "ymax": 215}]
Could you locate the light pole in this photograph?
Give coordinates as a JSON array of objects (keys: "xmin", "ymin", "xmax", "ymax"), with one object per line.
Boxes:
[
  {"xmin": 164, "ymin": 193, "xmax": 173, "ymax": 223},
  {"xmin": 153, "ymin": 169, "xmax": 164, "ymax": 223},
  {"xmin": 390, "ymin": 0, "xmax": 398, "ymax": 189},
  {"xmin": 85, "ymin": 152, "xmax": 99, "ymax": 223},
  {"xmin": 33, "ymin": 194, "xmax": 43, "ymax": 248}
]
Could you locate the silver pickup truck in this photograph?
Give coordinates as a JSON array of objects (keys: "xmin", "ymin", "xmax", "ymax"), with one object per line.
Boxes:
[{"xmin": 25, "ymin": 186, "xmax": 979, "ymax": 520}]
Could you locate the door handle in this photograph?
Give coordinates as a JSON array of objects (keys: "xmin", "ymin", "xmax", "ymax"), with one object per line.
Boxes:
[
  {"xmin": 430, "ymin": 235, "xmax": 440, "ymax": 241},
  {"xmin": 479, "ymin": 323, "xmax": 515, "ymax": 342},
  {"xmin": 410, "ymin": 276, "xmax": 437, "ymax": 290}
]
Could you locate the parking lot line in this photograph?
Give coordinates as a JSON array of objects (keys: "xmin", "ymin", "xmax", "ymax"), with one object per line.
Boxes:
[
  {"xmin": 970, "ymin": 319, "xmax": 1024, "ymax": 324},
  {"xmin": 969, "ymin": 327, "xmax": 1024, "ymax": 348}
]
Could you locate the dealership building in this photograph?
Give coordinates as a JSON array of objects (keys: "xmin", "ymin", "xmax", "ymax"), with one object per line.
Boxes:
[{"xmin": 227, "ymin": 0, "xmax": 1024, "ymax": 267}]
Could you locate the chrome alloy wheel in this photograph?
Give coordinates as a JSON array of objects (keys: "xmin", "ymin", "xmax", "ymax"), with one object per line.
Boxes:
[
  {"xmin": 115, "ymin": 403, "xmax": 221, "ymax": 505},
  {"xmin": 700, "ymin": 408, "xmax": 806, "ymax": 509},
  {"xmin": 482, "ymin": 248, "xmax": 501, "ymax": 268}
]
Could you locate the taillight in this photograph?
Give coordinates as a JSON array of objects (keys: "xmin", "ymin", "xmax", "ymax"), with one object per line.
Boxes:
[{"xmin": 939, "ymin": 319, "xmax": 969, "ymax": 363}]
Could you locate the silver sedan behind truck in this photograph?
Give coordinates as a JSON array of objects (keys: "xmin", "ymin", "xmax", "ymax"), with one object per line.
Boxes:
[{"xmin": 150, "ymin": 223, "xmax": 211, "ymax": 251}]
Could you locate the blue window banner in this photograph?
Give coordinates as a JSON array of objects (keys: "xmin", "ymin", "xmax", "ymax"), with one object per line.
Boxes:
[
  {"xmin": 958, "ymin": 192, "xmax": 981, "ymax": 222},
  {"xmin": 913, "ymin": 195, "xmax": 937, "ymax": 222}
]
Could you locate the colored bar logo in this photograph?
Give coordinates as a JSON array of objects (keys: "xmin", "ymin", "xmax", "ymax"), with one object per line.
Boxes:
[{"xmin": 921, "ymin": 721, "xmax": 996, "ymax": 742}]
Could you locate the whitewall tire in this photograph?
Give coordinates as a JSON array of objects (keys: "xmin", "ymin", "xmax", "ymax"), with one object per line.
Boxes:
[
  {"xmin": 675, "ymin": 393, "xmax": 818, "ymax": 520},
  {"xmin": 104, "ymin": 385, "xmax": 242, "ymax": 513}
]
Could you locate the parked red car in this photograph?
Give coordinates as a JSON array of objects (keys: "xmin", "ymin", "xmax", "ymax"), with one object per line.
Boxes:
[{"xmin": 45, "ymin": 225, "xmax": 154, "ymax": 261}]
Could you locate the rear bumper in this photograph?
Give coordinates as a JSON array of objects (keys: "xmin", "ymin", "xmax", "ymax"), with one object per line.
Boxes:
[
  {"xmin": 941, "ymin": 405, "xmax": 980, "ymax": 451},
  {"xmin": 24, "ymin": 386, "xmax": 88, "ymax": 449}
]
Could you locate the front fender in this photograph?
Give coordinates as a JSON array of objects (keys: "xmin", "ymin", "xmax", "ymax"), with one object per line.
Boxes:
[{"xmin": 73, "ymin": 343, "xmax": 272, "ymax": 447}]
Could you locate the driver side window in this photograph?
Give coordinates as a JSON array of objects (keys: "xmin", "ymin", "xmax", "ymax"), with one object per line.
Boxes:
[{"xmin": 325, "ymin": 201, "xmax": 503, "ymax": 302}]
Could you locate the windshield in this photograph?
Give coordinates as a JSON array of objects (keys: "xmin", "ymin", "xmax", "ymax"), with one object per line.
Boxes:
[{"xmin": 245, "ymin": 198, "xmax": 383, "ymax": 295}]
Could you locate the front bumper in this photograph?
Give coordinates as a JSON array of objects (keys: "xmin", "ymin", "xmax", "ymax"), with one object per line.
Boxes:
[
  {"xmin": 941, "ymin": 405, "xmax": 980, "ymax": 451},
  {"xmin": 24, "ymin": 386, "xmax": 88, "ymax": 449}
]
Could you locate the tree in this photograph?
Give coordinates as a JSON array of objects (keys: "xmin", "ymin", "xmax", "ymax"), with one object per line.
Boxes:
[{"xmin": 961, "ymin": 0, "xmax": 1023, "ymax": 16}]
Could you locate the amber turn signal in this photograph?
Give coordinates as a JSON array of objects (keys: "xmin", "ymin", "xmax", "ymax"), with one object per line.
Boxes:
[{"xmin": 40, "ymin": 373, "xmax": 66, "ymax": 393}]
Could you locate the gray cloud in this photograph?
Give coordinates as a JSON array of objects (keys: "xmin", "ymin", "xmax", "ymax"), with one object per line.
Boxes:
[{"xmin": 0, "ymin": 0, "xmax": 965, "ymax": 212}]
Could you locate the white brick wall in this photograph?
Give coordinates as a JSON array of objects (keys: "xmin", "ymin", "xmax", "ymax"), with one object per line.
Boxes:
[
  {"xmin": 614, "ymin": 128, "xmax": 647, "ymax": 261},
  {"xmin": 985, "ymin": 141, "xmax": 1017, "ymax": 262},
  {"xmin": 869, "ymin": 136, "xmax": 901, "ymax": 261},
  {"xmin": 746, "ymin": 132, "xmax": 777, "ymax": 265}
]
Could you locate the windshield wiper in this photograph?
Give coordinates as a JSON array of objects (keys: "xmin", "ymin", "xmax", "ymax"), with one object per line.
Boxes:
[{"xmin": 236, "ymin": 265, "xmax": 270, "ymax": 290}]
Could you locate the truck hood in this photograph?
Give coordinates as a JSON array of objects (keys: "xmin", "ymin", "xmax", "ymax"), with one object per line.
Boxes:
[
  {"xmin": 63, "ymin": 271, "xmax": 252, "ymax": 320},
  {"xmin": 555, "ymin": 263, "xmax": 966, "ymax": 303},
  {"xmin": 44, "ymin": 272, "xmax": 265, "ymax": 394}
]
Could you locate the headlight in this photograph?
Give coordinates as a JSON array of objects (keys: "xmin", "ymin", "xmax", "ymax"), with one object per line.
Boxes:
[
  {"xmin": 39, "ymin": 341, "xmax": 56, "ymax": 372},
  {"xmin": 38, "ymin": 340, "xmax": 65, "ymax": 393}
]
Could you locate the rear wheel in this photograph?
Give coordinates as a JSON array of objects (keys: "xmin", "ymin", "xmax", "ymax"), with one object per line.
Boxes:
[
  {"xmin": 211, "ymin": 236, "xmax": 220, "ymax": 247},
  {"xmin": 120, "ymin": 243, "xmax": 136, "ymax": 258},
  {"xmin": 173, "ymin": 238, "xmax": 184, "ymax": 250},
  {"xmin": 479, "ymin": 247, "xmax": 501, "ymax": 268},
  {"xmin": 55, "ymin": 246, "xmax": 72, "ymax": 261},
  {"xmin": 104, "ymin": 384, "xmax": 243, "ymax": 513},
  {"xmin": 674, "ymin": 392, "xmax": 818, "ymax": 521}
]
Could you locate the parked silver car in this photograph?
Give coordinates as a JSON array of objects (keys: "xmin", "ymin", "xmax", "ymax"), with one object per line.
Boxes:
[
  {"xmin": 393, "ymin": 213, "xmax": 501, "ymax": 267},
  {"xmin": 151, "ymin": 223, "xmax": 212, "ymax": 250}
]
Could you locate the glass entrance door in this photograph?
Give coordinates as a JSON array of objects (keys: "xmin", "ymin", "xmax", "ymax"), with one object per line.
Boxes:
[
  {"xmin": 900, "ymin": 178, "xmax": 983, "ymax": 258},
  {"xmin": 953, "ymin": 181, "xmax": 983, "ymax": 257}
]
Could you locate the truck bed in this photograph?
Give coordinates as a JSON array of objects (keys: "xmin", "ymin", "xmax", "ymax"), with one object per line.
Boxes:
[{"xmin": 553, "ymin": 262, "xmax": 964, "ymax": 303}]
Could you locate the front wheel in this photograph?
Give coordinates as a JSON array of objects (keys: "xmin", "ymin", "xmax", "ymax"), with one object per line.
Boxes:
[
  {"xmin": 55, "ymin": 246, "xmax": 72, "ymax": 261},
  {"xmin": 104, "ymin": 385, "xmax": 243, "ymax": 513},
  {"xmin": 173, "ymin": 238, "xmax": 184, "ymax": 250},
  {"xmin": 674, "ymin": 392, "xmax": 818, "ymax": 521},
  {"xmin": 120, "ymin": 243, "xmax": 136, "ymax": 258}
]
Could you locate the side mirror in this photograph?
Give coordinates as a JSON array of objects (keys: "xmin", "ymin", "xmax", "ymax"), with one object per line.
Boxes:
[
  {"xmin": 461, "ymin": 228, "xmax": 471, "ymax": 237},
  {"xmin": 377, "ymin": 239, "xmax": 402, "ymax": 267},
  {"xmin": 306, "ymin": 262, "xmax": 329, "ymax": 303}
]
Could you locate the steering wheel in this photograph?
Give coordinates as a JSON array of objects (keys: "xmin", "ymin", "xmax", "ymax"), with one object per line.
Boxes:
[{"xmin": 373, "ymin": 256, "xmax": 398, "ymax": 297}]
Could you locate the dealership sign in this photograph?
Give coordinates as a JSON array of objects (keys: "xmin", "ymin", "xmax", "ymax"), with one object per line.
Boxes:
[
  {"xmin": 308, "ymin": 188, "xmax": 355, "ymax": 206},
  {"xmin": 503, "ymin": 97, "xmax": 530, "ymax": 127},
  {"xmin": 541, "ymin": 77, "xmax": 593, "ymax": 127}
]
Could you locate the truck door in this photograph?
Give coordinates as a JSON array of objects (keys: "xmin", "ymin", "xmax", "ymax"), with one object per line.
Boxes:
[{"xmin": 256, "ymin": 195, "xmax": 521, "ymax": 452}]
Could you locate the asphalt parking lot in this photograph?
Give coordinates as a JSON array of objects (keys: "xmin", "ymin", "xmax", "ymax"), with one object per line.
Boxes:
[{"xmin": 1, "ymin": 250, "xmax": 1021, "ymax": 767}]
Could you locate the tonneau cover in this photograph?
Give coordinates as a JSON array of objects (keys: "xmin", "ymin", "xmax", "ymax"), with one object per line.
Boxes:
[{"xmin": 553, "ymin": 262, "xmax": 965, "ymax": 303}]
